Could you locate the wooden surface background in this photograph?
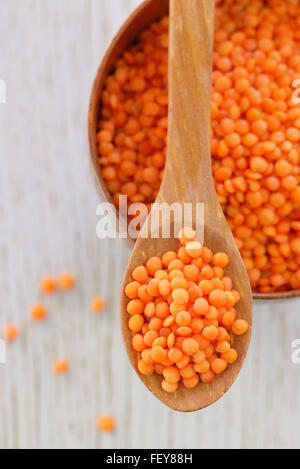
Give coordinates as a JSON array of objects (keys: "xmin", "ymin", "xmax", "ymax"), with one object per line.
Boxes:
[{"xmin": 1, "ymin": 0, "xmax": 300, "ymax": 449}]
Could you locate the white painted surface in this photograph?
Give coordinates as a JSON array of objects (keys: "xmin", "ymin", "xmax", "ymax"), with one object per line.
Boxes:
[{"xmin": 0, "ymin": 0, "xmax": 300, "ymax": 449}]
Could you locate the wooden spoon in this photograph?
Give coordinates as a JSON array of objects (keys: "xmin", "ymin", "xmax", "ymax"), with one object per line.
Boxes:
[{"xmin": 120, "ymin": 0, "xmax": 252, "ymax": 412}]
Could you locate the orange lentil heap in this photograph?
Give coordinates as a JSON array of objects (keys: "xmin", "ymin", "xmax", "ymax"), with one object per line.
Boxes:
[
  {"xmin": 124, "ymin": 228, "xmax": 248, "ymax": 392},
  {"xmin": 211, "ymin": 0, "xmax": 300, "ymax": 293},
  {"xmin": 97, "ymin": 0, "xmax": 300, "ymax": 294},
  {"xmin": 97, "ymin": 16, "xmax": 169, "ymax": 214}
]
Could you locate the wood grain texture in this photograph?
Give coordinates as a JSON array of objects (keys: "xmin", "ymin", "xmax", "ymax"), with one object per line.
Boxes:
[{"xmin": 0, "ymin": 0, "xmax": 300, "ymax": 449}]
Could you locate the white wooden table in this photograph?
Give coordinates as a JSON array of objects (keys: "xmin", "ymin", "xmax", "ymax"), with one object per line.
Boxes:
[{"xmin": 0, "ymin": 0, "xmax": 300, "ymax": 449}]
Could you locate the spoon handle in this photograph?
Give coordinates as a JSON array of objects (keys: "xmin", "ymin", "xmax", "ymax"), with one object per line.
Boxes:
[{"xmin": 160, "ymin": 0, "xmax": 215, "ymax": 204}]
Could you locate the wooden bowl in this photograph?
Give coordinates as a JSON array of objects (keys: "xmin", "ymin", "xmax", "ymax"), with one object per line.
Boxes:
[
  {"xmin": 88, "ymin": 0, "xmax": 300, "ymax": 301},
  {"xmin": 88, "ymin": 0, "xmax": 169, "ymax": 240}
]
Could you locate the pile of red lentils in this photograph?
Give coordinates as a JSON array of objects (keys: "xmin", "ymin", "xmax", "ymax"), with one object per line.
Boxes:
[
  {"xmin": 125, "ymin": 227, "xmax": 249, "ymax": 392},
  {"xmin": 97, "ymin": 0, "xmax": 300, "ymax": 294}
]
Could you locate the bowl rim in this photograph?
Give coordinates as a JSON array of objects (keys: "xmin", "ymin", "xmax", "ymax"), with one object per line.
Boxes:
[{"xmin": 253, "ymin": 290, "xmax": 300, "ymax": 300}]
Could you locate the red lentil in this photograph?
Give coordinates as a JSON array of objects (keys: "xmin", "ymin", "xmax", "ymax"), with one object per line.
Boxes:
[
  {"xmin": 51, "ymin": 360, "xmax": 69, "ymax": 374},
  {"xmin": 40, "ymin": 276, "xmax": 56, "ymax": 295},
  {"xmin": 29, "ymin": 303, "xmax": 47, "ymax": 321},
  {"xmin": 96, "ymin": 415, "xmax": 115, "ymax": 432},
  {"xmin": 57, "ymin": 273, "xmax": 75, "ymax": 291},
  {"xmin": 3, "ymin": 323, "xmax": 19, "ymax": 341},
  {"xmin": 90, "ymin": 296, "xmax": 105, "ymax": 313}
]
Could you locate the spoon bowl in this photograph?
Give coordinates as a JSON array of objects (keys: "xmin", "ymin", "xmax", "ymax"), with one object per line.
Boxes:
[
  {"xmin": 120, "ymin": 0, "xmax": 252, "ymax": 412},
  {"xmin": 121, "ymin": 223, "xmax": 252, "ymax": 412}
]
